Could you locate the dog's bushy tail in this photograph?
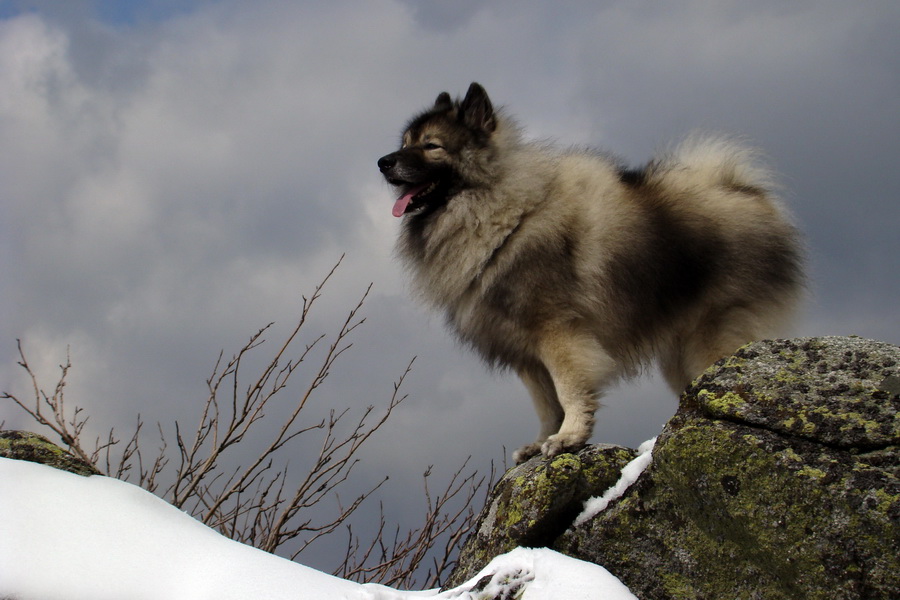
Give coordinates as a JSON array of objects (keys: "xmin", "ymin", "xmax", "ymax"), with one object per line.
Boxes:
[{"xmin": 646, "ymin": 134, "xmax": 777, "ymax": 197}]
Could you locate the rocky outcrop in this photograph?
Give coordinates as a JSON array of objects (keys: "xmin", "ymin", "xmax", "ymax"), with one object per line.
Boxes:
[
  {"xmin": 446, "ymin": 443, "xmax": 636, "ymax": 588},
  {"xmin": 448, "ymin": 337, "xmax": 900, "ymax": 599}
]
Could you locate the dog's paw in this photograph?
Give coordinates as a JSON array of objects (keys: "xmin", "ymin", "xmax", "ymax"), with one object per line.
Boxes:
[
  {"xmin": 540, "ymin": 434, "xmax": 586, "ymax": 459},
  {"xmin": 513, "ymin": 443, "xmax": 542, "ymax": 464}
]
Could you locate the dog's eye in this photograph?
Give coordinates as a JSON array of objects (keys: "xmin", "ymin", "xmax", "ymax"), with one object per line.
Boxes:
[{"xmin": 423, "ymin": 143, "xmax": 443, "ymax": 151}]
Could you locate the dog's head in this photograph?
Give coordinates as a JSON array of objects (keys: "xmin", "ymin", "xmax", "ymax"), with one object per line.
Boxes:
[{"xmin": 378, "ymin": 82, "xmax": 497, "ymax": 217}]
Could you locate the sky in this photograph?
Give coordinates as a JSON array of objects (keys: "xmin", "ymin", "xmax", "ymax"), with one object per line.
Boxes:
[{"xmin": 1, "ymin": 0, "xmax": 899, "ymax": 575}]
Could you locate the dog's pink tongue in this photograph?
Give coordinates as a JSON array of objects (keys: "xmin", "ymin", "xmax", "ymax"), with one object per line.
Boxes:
[
  {"xmin": 392, "ymin": 192, "xmax": 414, "ymax": 218},
  {"xmin": 391, "ymin": 183, "xmax": 429, "ymax": 218}
]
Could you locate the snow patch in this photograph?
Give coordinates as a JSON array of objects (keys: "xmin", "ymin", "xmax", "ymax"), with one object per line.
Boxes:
[
  {"xmin": 575, "ymin": 437, "xmax": 657, "ymax": 526},
  {"xmin": 451, "ymin": 547, "xmax": 637, "ymax": 600},
  {"xmin": 0, "ymin": 456, "xmax": 637, "ymax": 600}
]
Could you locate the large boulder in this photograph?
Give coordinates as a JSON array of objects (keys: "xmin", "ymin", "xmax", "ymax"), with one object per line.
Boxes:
[{"xmin": 448, "ymin": 337, "xmax": 900, "ymax": 599}]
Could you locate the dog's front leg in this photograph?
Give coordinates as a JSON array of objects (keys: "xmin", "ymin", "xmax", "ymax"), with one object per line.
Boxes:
[
  {"xmin": 513, "ymin": 365, "xmax": 564, "ymax": 464},
  {"xmin": 536, "ymin": 327, "xmax": 615, "ymax": 459}
]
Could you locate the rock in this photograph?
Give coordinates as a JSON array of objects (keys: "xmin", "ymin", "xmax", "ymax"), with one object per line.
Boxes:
[
  {"xmin": 0, "ymin": 430, "xmax": 100, "ymax": 476},
  {"xmin": 448, "ymin": 337, "xmax": 900, "ymax": 599},
  {"xmin": 445, "ymin": 444, "xmax": 636, "ymax": 588}
]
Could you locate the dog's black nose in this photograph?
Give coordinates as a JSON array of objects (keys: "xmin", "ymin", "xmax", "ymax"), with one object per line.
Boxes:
[{"xmin": 378, "ymin": 154, "xmax": 396, "ymax": 173}]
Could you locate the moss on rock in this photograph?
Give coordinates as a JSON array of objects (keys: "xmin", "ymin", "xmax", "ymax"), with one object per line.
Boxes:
[
  {"xmin": 444, "ymin": 444, "xmax": 635, "ymax": 588},
  {"xmin": 697, "ymin": 337, "xmax": 899, "ymax": 449},
  {"xmin": 555, "ymin": 337, "xmax": 900, "ymax": 599},
  {"xmin": 0, "ymin": 430, "xmax": 100, "ymax": 476}
]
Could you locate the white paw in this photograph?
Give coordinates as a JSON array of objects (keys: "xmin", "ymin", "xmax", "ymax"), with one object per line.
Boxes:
[
  {"xmin": 540, "ymin": 433, "xmax": 587, "ymax": 458},
  {"xmin": 513, "ymin": 443, "xmax": 542, "ymax": 464}
]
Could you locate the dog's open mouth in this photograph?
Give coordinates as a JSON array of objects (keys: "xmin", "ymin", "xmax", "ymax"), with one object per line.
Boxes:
[{"xmin": 391, "ymin": 180, "xmax": 439, "ymax": 217}]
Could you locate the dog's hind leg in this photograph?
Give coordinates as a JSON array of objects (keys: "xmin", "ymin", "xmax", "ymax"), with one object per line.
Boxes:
[
  {"xmin": 513, "ymin": 365, "xmax": 564, "ymax": 464},
  {"xmin": 661, "ymin": 303, "xmax": 793, "ymax": 394}
]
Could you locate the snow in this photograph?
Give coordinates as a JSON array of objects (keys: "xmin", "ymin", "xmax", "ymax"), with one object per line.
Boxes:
[
  {"xmin": 575, "ymin": 437, "xmax": 657, "ymax": 526},
  {"xmin": 0, "ymin": 457, "xmax": 637, "ymax": 600}
]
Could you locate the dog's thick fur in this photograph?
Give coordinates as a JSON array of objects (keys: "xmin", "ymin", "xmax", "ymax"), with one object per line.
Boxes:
[{"xmin": 378, "ymin": 83, "xmax": 804, "ymax": 463}]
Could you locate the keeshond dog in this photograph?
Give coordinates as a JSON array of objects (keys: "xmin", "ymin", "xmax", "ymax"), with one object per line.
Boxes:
[{"xmin": 378, "ymin": 83, "xmax": 804, "ymax": 463}]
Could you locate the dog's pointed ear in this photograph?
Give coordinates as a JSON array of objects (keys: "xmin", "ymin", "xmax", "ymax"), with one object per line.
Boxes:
[
  {"xmin": 434, "ymin": 92, "xmax": 453, "ymax": 112},
  {"xmin": 459, "ymin": 82, "xmax": 496, "ymax": 133}
]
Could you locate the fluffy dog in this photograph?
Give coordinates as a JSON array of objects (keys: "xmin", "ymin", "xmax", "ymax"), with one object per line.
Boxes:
[{"xmin": 379, "ymin": 83, "xmax": 804, "ymax": 462}]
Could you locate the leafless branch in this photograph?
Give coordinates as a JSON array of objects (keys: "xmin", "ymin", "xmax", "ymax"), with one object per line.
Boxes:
[
  {"xmin": 336, "ymin": 457, "xmax": 493, "ymax": 589},
  {"xmin": 2, "ymin": 256, "xmax": 488, "ymax": 587},
  {"xmin": 1, "ymin": 340, "xmax": 95, "ymax": 466}
]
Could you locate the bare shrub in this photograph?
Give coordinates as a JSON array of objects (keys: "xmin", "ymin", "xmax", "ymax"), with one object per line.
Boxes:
[
  {"xmin": 337, "ymin": 458, "xmax": 493, "ymax": 589},
  {"xmin": 2, "ymin": 258, "xmax": 487, "ymax": 588}
]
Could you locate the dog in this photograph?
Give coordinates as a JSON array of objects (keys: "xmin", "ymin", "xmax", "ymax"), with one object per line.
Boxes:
[{"xmin": 378, "ymin": 82, "xmax": 804, "ymax": 463}]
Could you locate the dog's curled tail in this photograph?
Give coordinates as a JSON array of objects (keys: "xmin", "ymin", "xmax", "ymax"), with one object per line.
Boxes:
[{"xmin": 646, "ymin": 134, "xmax": 778, "ymax": 198}]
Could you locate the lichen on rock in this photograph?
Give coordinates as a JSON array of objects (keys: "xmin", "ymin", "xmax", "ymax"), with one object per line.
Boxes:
[{"xmin": 696, "ymin": 336, "xmax": 899, "ymax": 449}]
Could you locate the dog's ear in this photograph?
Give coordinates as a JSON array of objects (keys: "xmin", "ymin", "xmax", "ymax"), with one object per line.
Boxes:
[
  {"xmin": 459, "ymin": 82, "xmax": 496, "ymax": 133},
  {"xmin": 434, "ymin": 92, "xmax": 453, "ymax": 112}
]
